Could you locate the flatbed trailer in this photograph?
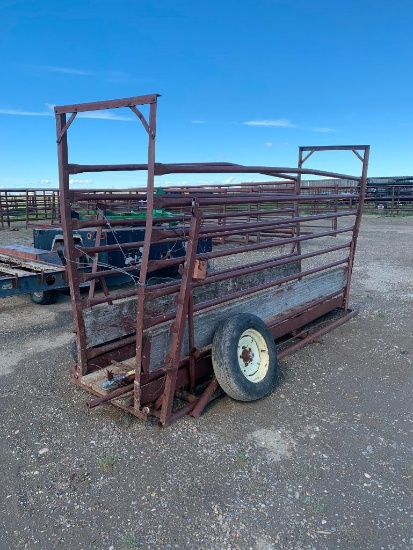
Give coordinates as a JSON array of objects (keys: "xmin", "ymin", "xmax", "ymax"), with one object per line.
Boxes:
[
  {"xmin": 54, "ymin": 93, "xmax": 369, "ymax": 425},
  {"xmin": 0, "ymin": 245, "xmax": 66, "ymax": 302}
]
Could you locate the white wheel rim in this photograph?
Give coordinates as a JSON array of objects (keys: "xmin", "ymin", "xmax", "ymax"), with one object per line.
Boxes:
[{"xmin": 237, "ymin": 328, "xmax": 269, "ymax": 383}]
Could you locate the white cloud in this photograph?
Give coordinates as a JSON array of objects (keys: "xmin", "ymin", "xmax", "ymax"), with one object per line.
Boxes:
[
  {"xmin": 29, "ymin": 65, "xmax": 131, "ymax": 83},
  {"xmin": 191, "ymin": 120, "xmax": 205, "ymax": 124},
  {"xmin": 78, "ymin": 111, "xmax": 134, "ymax": 122},
  {"xmin": 264, "ymin": 142, "xmax": 273, "ymax": 147},
  {"xmin": 244, "ymin": 119, "xmax": 296, "ymax": 127},
  {"xmin": 0, "ymin": 103, "xmax": 134, "ymax": 121},
  {"xmin": 39, "ymin": 179, "xmax": 53, "ymax": 184},
  {"xmin": 0, "ymin": 108, "xmax": 51, "ymax": 117},
  {"xmin": 310, "ymin": 127, "xmax": 335, "ymax": 133},
  {"xmin": 42, "ymin": 65, "xmax": 92, "ymax": 75},
  {"xmin": 224, "ymin": 177, "xmax": 234, "ymax": 184},
  {"xmin": 243, "ymin": 119, "xmax": 335, "ymax": 132},
  {"xmin": 69, "ymin": 179, "xmax": 94, "ymax": 184}
]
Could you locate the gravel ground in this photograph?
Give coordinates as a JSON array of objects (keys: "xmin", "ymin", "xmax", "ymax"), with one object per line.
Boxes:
[{"xmin": 0, "ymin": 215, "xmax": 412, "ymax": 550}]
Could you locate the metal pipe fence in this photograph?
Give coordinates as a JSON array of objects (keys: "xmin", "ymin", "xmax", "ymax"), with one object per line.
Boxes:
[{"xmin": 2, "ymin": 182, "xmax": 412, "ymax": 229}]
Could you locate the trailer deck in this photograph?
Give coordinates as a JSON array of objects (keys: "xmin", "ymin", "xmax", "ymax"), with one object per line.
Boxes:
[{"xmin": 0, "ymin": 245, "xmax": 66, "ymax": 299}]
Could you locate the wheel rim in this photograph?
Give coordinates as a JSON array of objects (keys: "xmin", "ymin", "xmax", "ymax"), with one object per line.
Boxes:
[{"xmin": 237, "ymin": 328, "xmax": 269, "ymax": 383}]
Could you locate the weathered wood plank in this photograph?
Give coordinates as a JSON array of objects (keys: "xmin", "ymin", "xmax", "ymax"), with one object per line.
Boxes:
[
  {"xmin": 83, "ymin": 261, "xmax": 299, "ymax": 348},
  {"xmin": 146, "ymin": 267, "xmax": 347, "ymax": 372}
]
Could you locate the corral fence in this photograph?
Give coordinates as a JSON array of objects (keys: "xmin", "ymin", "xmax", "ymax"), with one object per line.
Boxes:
[
  {"xmin": 2, "ymin": 178, "xmax": 413, "ymax": 228},
  {"xmin": 0, "ymin": 188, "xmax": 143, "ymax": 228}
]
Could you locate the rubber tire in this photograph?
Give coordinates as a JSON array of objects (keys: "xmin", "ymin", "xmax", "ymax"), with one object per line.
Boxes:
[
  {"xmin": 211, "ymin": 313, "xmax": 278, "ymax": 401},
  {"xmin": 30, "ymin": 290, "xmax": 58, "ymax": 305}
]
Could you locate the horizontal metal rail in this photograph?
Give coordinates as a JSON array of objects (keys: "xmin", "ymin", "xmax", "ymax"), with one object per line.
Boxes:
[
  {"xmin": 84, "ymin": 242, "xmax": 350, "ymax": 308},
  {"xmin": 74, "ymin": 210, "xmax": 355, "ymax": 257},
  {"xmin": 78, "ymin": 225, "xmax": 354, "ymax": 283},
  {"xmin": 54, "ymin": 94, "xmax": 159, "ymax": 114},
  {"xmin": 69, "ymin": 191, "xmax": 360, "ymax": 203},
  {"xmin": 67, "ymin": 162, "xmax": 361, "ymax": 182},
  {"xmin": 72, "ymin": 206, "xmax": 297, "ymax": 230},
  {"xmin": 153, "ymin": 194, "xmax": 360, "ymax": 209},
  {"xmin": 148, "ymin": 228, "xmax": 353, "ymax": 273},
  {"xmin": 277, "ymin": 309, "xmax": 359, "ymax": 359},
  {"xmin": 77, "ymin": 225, "xmax": 351, "ymax": 283}
]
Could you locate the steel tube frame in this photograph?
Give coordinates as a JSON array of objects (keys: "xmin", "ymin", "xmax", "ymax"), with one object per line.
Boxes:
[
  {"xmin": 74, "ymin": 209, "xmax": 355, "ymax": 258},
  {"xmin": 55, "ymin": 94, "xmax": 158, "ymax": 376},
  {"xmin": 78, "ymin": 224, "xmax": 356, "ymax": 313},
  {"xmin": 54, "ymin": 93, "xmax": 369, "ymax": 425},
  {"xmin": 66, "ymin": 161, "xmax": 361, "ymax": 182},
  {"xmin": 297, "ymin": 145, "xmax": 369, "ymax": 311}
]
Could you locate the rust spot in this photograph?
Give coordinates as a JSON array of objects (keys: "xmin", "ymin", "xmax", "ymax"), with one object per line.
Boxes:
[{"xmin": 240, "ymin": 345, "xmax": 254, "ymax": 366}]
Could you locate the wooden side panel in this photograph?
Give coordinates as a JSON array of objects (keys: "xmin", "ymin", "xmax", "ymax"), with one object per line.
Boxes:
[
  {"xmin": 83, "ymin": 261, "xmax": 299, "ymax": 348},
  {"xmin": 84, "ymin": 299, "xmax": 137, "ymax": 348},
  {"xmin": 147, "ymin": 266, "xmax": 347, "ymax": 372}
]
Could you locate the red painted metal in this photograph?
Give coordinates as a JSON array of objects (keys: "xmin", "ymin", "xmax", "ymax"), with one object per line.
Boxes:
[
  {"xmin": 277, "ymin": 309, "xmax": 359, "ymax": 360},
  {"xmin": 53, "ymin": 93, "xmax": 370, "ymax": 425}
]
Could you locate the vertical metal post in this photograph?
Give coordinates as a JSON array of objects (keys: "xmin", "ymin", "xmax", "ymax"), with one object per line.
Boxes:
[
  {"xmin": 43, "ymin": 190, "xmax": 47, "ymax": 221},
  {"xmin": 343, "ymin": 146, "xmax": 370, "ymax": 309},
  {"xmin": 333, "ymin": 183, "xmax": 338, "ymax": 231},
  {"xmin": 25, "ymin": 190, "xmax": 29, "ymax": 227},
  {"xmin": 134, "ymin": 98, "xmax": 158, "ymax": 410},
  {"xmin": 160, "ymin": 204, "xmax": 202, "ymax": 425},
  {"xmin": 5, "ymin": 191, "xmax": 11, "ymax": 228},
  {"xmin": 51, "ymin": 191, "xmax": 57, "ymax": 225},
  {"xmin": 294, "ymin": 149, "xmax": 303, "ymax": 267},
  {"xmin": 187, "ymin": 292, "xmax": 196, "ymax": 393},
  {"xmin": 55, "ymin": 111, "xmax": 89, "ymax": 374}
]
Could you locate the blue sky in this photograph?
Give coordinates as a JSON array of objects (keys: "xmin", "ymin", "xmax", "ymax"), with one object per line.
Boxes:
[{"xmin": 1, "ymin": 0, "xmax": 412, "ymax": 188}]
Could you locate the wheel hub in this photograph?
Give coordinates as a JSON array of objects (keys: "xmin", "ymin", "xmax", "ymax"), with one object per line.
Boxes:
[
  {"xmin": 237, "ymin": 328, "xmax": 269, "ymax": 383},
  {"xmin": 240, "ymin": 346, "xmax": 254, "ymax": 366}
]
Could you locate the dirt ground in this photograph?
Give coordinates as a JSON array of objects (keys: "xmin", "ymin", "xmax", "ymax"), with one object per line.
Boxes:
[{"xmin": 0, "ymin": 215, "xmax": 412, "ymax": 550}]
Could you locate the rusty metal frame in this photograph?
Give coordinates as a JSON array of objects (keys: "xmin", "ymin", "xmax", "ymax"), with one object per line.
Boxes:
[
  {"xmin": 55, "ymin": 94, "xmax": 158, "ymax": 373},
  {"xmin": 298, "ymin": 145, "xmax": 369, "ymax": 309},
  {"xmin": 54, "ymin": 94, "xmax": 369, "ymax": 426}
]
